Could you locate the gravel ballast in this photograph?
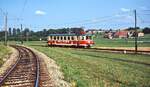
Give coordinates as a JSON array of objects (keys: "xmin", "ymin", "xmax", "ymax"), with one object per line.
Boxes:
[{"xmin": 26, "ymin": 46, "xmax": 71, "ymax": 87}]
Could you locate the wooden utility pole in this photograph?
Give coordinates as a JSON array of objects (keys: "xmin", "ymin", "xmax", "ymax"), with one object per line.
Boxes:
[
  {"xmin": 134, "ymin": 10, "xmax": 138, "ymax": 53},
  {"xmin": 4, "ymin": 12, "xmax": 8, "ymax": 46},
  {"xmin": 21, "ymin": 24, "xmax": 23, "ymax": 44},
  {"xmin": 26, "ymin": 32, "xmax": 29, "ymax": 41}
]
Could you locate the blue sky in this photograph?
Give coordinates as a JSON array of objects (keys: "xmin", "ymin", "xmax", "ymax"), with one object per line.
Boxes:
[{"xmin": 0, "ymin": 0, "xmax": 150, "ymax": 31}]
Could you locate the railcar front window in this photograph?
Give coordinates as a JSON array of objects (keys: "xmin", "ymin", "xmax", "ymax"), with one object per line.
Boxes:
[
  {"xmin": 89, "ymin": 36, "xmax": 91, "ymax": 39},
  {"xmin": 86, "ymin": 36, "xmax": 92, "ymax": 40},
  {"xmin": 86, "ymin": 36, "xmax": 89, "ymax": 40}
]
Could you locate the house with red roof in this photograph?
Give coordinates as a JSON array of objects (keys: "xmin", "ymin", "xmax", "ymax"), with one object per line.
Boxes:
[{"xmin": 114, "ymin": 31, "xmax": 128, "ymax": 38}]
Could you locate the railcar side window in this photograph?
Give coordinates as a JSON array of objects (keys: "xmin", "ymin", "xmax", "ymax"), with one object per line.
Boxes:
[
  {"xmin": 64, "ymin": 36, "xmax": 66, "ymax": 40},
  {"xmin": 54, "ymin": 36, "xmax": 56, "ymax": 40},
  {"xmin": 57, "ymin": 36, "xmax": 59, "ymax": 40},
  {"xmin": 61, "ymin": 36, "xmax": 63, "ymax": 40},
  {"xmin": 71, "ymin": 36, "xmax": 74, "ymax": 40},
  {"xmin": 68, "ymin": 36, "xmax": 70, "ymax": 40}
]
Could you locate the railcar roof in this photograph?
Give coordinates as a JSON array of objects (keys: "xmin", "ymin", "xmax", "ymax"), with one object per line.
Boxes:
[{"xmin": 48, "ymin": 34, "xmax": 93, "ymax": 36}]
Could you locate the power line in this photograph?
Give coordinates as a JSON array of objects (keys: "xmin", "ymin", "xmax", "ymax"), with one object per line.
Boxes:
[
  {"xmin": 52, "ymin": 11, "xmax": 133, "ymax": 27},
  {"xmin": 140, "ymin": 10, "xmax": 150, "ymax": 11},
  {"xmin": 20, "ymin": 0, "xmax": 28, "ymax": 18},
  {"xmin": 137, "ymin": 12, "xmax": 150, "ymax": 24},
  {"xmin": 137, "ymin": 13, "xmax": 150, "ymax": 15},
  {"xmin": 0, "ymin": 8, "xmax": 6, "ymax": 16}
]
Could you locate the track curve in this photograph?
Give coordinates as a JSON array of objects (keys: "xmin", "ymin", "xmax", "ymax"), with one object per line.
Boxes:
[{"xmin": 0, "ymin": 45, "xmax": 40, "ymax": 87}]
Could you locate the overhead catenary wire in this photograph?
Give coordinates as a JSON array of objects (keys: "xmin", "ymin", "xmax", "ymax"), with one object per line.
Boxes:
[
  {"xmin": 22, "ymin": 11, "xmax": 134, "ymax": 30},
  {"xmin": 0, "ymin": 8, "xmax": 6, "ymax": 16},
  {"xmin": 48, "ymin": 11, "xmax": 133, "ymax": 28},
  {"xmin": 20, "ymin": 0, "xmax": 28, "ymax": 18},
  {"xmin": 136, "ymin": 11, "xmax": 150, "ymax": 24}
]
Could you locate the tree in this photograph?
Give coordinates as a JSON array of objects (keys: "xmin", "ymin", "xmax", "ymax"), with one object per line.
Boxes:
[
  {"xmin": 126, "ymin": 27, "xmax": 140, "ymax": 31},
  {"xmin": 143, "ymin": 27, "xmax": 150, "ymax": 34},
  {"xmin": 23, "ymin": 28, "xmax": 30, "ymax": 41},
  {"xmin": 16, "ymin": 28, "xmax": 21, "ymax": 35},
  {"xmin": 13, "ymin": 28, "xmax": 16, "ymax": 36},
  {"xmin": 0, "ymin": 31, "xmax": 5, "ymax": 41},
  {"xmin": 71, "ymin": 27, "xmax": 84, "ymax": 35},
  {"xmin": 48, "ymin": 29, "xmax": 56, "ymax": 34},
  {"xmin": 8, "ymin": 28, "xmax": 11, "ymax": 36},
  {"xmin": 43, "ymin": 29, "xmax": 47, "ymax": 37}
]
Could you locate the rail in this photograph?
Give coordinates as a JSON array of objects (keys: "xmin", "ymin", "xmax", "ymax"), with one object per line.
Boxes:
[
  {"xmin": 0, "ymin": 45, "xmax": 21, "ymax": 85},
  {"xmin": 86, "ymin": 47, "xmax": 150, "ymax": 54},
  {"xmin": 25, "ymin": 47, "xmax": 40, "ymax": 87},
  {"xmin": 0, "ymin": 45, "xmax": 40, "ymax": 86}
]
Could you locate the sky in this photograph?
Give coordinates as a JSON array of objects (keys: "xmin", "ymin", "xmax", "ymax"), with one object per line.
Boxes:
[{"xmin": 0, "ymin": 0, "xmax": 150, "ymax": 31}]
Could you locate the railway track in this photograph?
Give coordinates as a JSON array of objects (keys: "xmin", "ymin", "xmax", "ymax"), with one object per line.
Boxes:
[
  {"xmin": 0, "ymin": 45, "xmax": 52, "ymax": 87},
  {"xmin": 64, "ymin": 46, "xmax": 150, "ymax": 55},
  {"xmin": 45, "ymin": 44, "xmax": 150, "ymax": 55},
  {"xmin": 46, "ymin": 44, "xmax": 150, "ymax": 55},
  {"xmin": 88, "ymin": 48, "xmax": 150, "ymax": 55}
]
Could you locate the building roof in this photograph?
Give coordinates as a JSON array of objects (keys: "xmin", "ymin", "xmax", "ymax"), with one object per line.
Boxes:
[{"xmin": 114, "ymin": 31, "xmax": 128, "ymax": 36}]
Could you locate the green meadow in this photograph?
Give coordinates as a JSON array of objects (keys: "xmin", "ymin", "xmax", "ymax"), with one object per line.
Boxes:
[
  {"xmin": 0, "ymin": 45, "xmax": 11, "ymax": 67},
  {"xmin": 24, "ymin": 41, "xmax": 150, "ymax": 87},
  {"xmin": 0, "ymin": 33, "xmax": 149, "ymax": 87},
  {"xmin": 93, "ymin": 34, "xmax": 150, "ymax": 47}
]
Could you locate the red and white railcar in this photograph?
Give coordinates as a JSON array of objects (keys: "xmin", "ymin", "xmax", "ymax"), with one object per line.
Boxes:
[{"xmin": 47, "ymin": 34, "xmax": 94, "ymax": 48}]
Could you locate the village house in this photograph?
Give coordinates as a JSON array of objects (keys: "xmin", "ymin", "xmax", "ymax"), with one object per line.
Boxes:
[
  {"xmin": 114, "ymin": 31, "xmax": 128, "ymax": 38},
  {"xmin": 138, "ymin": 32, "xmax": 144, "ymax": 37},
  {"xmin": 113, "ymin": 30, "xmax": 144, "ymax": 39}
]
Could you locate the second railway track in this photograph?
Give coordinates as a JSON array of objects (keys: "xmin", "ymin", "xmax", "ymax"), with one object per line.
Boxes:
[
  {"xmin": 72, "ymin": 47, "xmax": 150, "ymax": 55},
  {"xmin": 0, "ymin": 45, "xmax": 52, "ymax": 87}
]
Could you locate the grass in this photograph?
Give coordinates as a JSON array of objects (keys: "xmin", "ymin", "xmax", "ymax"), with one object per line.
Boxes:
[
  {"xmin": 24, "ymin": 41, "xmax": 150, "ymax": 87},
  {"xmin": 0, "ymin": 45, "xmax": 11, "ymax": 67},
  {"xmin": 93, "ymin": 34, "xmax": 150, "ymax": 47}
]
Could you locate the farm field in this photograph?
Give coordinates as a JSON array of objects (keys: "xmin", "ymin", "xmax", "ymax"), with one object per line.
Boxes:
[
  {"xmin": 94, "ymin": 34, "xmax": 150, "ymax": 47},
  {"xmin": 24, "ymin": 41, "xmax": 150, "ymax": 87},
  {"xmin": 0, "ymin": 45, "xmax": 11, "ymax": 67}
]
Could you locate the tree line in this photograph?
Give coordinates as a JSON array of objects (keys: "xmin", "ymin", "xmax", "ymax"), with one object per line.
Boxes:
[{"xmin": 0, "ymin": 27, "xmax": 84, "ymax": 41}]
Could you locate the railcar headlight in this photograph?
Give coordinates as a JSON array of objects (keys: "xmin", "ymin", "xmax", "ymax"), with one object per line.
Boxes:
[{"xmin": 88, "ymin": 40, "xmax": 90, "ymax": 43}]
